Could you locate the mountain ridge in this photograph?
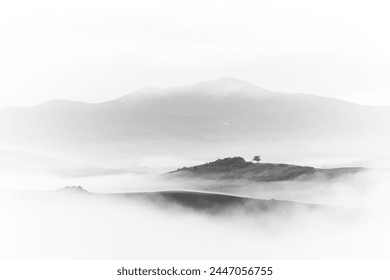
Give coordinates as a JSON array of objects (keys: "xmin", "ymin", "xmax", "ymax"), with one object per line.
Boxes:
[
  {"xmin": 1, "ymin": 77, "xmax": 384, "ymax": 109},
  {"xmin": 0, "ymin": 77, "xmax": 389, "ymax": 163}
]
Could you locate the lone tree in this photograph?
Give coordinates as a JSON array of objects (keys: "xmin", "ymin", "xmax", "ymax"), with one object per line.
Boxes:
[{"xmin": 253, "ymin": 155, "xmax": 261, "ymax": 163}]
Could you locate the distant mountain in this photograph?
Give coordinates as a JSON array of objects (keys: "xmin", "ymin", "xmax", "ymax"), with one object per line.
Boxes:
[
  {"xmin": 0, "ymin": 77, "xmax": 389, "ymax": 161},
  {"xmin": 168, "ymin": 157, "xmax": 364, "ymax": 182}
]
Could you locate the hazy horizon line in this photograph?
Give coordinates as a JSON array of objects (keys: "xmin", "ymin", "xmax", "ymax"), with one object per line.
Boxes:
[{"xmin": 1, "ymin": 77, "xmax": 388, "ymax": 109}]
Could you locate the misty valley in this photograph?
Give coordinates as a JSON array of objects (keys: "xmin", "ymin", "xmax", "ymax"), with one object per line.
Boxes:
[{"xmin": 0, "ymin": 78, "xmax": 389, "ymax": 259}]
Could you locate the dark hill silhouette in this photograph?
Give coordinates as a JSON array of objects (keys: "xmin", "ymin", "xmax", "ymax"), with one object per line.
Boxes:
[
  {"xmin": 54, "ymin": 187, "xmax": 358, "ymax": 217},
  {"xmin": 125, "ymin": 190, "xmax": 351, "ymax": 216},
  {"xmin": 168, "ymin": 157, "xmax": 364, "ymax": 182}
]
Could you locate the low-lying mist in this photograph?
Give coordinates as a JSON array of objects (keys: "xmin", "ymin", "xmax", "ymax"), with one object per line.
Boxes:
[{"xmin": 0, "ymin": 167, "xmax": 389, "ymax": 259}]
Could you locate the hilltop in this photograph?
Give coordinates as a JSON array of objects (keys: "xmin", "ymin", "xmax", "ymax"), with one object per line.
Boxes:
[{"xmin": 168, "ymin": 157, "xmax": 364, "ymax": 182}]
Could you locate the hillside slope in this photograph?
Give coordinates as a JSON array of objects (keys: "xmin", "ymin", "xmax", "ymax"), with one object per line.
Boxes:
[
  {"xmin": 56, "ymin": 187, "xmax": 358, "ymax": 217},
  {"xmin": 168, "ymin": 157, "xmax": 364, "ymax": 182}
]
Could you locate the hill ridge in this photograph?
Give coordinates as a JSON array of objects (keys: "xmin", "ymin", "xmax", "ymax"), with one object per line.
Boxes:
[{"xmin": 169, "ymin": 157, "xmax": 364, "ymax": 182}]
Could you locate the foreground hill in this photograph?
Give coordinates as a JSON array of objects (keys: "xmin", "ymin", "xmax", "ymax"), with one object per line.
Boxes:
[
  {"xmin": 57, "ymin": 187, "xmax": 357, "ymax": 217},
  {"xmin": 168, "ymin": 157, "xmax": 364, "ymax": 182}
]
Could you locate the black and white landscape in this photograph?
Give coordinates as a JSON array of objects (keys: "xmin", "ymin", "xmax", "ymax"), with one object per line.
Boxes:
[
  {"xmin": 1, "ymin": 0, "xmax": 390, "ymax": 261},
  {"xmin": 0, "ymin": 78, "xmax": 389, "ymax": 259}
]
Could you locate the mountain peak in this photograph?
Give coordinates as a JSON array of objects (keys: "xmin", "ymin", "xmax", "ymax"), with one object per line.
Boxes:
[
  {"xmin": 188, "ymin": 77, "xmax": 266, "ymax": 94},
  {"xmin": 114, "ymin": 77, "xmax": 270, "ymax": 101},
  {"xmin": 199, "ymin": 76, "xmax": 251, "ymax": 85}
]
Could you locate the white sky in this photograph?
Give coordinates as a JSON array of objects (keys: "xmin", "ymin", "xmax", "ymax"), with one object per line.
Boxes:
[{"xmin": 1, "ymin": 0, "xmax": 390, "ymax": 107}]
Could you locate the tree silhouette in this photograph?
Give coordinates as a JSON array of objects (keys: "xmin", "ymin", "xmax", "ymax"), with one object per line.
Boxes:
[{"xmin": 253, "ymin": 155, "xmax": 261, "ymax": 163}]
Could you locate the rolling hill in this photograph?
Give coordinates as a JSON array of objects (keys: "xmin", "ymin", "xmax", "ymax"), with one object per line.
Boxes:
[
  {"xmin": 168, "ymin": 157, "xmax": 364, "ymax": 182},
  {"xmin": 57, "ymin": 186, "xmax": 358, "ymax": 217}
]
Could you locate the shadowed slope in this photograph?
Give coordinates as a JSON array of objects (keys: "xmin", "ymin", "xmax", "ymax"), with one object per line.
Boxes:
[
  {"xmin": 168, "ymin": 157, "xmax": 364, "ymax": 182},
  {"xmin": 57, "ymin": 187, "xmax": 358, "ymax": 218}
]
